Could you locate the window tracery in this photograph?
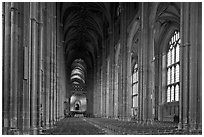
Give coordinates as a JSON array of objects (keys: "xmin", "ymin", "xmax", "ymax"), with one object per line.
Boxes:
[{"xmin": 166, "ymin": 31, "xmax": 180, "ymax": 102}]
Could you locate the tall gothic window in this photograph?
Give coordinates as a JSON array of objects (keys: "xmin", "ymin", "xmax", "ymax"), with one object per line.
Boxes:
[
  {"xmin": 132, "ymin": 64, "xmax": 138, "ymax": 108},
  {"xmin": 167, "ymin": 31, "xmax": 180, "ymax": 102}
]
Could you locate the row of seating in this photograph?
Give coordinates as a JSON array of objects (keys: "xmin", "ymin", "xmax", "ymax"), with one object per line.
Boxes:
[
  {"xmin": 42, "ymin": 118, "xmax": 105, "ymax": 135},
  {"xmin": 42, "ymin": 117, "xmax": 202, "ymax": 135},
  {"xmin": 85, "ymin": 118, "xmax": 202, "ymax": 135}
]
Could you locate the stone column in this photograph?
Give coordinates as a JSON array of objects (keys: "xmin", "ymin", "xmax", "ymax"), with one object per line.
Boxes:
[
  {"xmin": 38, "ymin": 3, "xmax": 44, "ymax": 131},
  {"xmin": 95, "ymin": 64, "xmax": 99, "ymax": 117},
  {"xmin": 114, "ymin": 43, "xmax": 120, "ymax": 119},
  {"xmin": 56, "ymin": 26, "xmax": 65, "ymax": 121},
  {"xmin": 179, "ymin": 3, "xmax": 202, "ymax": 131},
  {"xmin": 3, "ymin": 2, "xmax": 11, "ymax": 134},
  {"xmin": 17, "ymin": 3, "xmax": 24, "ymax": 134},
  {"xmin": 152, "ymin": 30, "xmax": 158, "ymax": 121},
  {"xmin": 114, "ymin": 64, "xmax": 119, "ymax": 119},
  {"xmin": 118, "ymin": 46, "xmax": 123, "ymax": 119},
  {"xmin": 126, "ymin": 53, "xmax": 132, "ymax": 121},
  {"xmin": 56, "ymin": 3, "xmax": 61, "ymax": 121},
  {"xmin": 109, "ymin": 29, "xmax": 114, "ymax": 118},
  {"xmin": 42, "ymin": 3, "xmax": 49, "ymax": 129},
  {"xmin": 106, "ymin": 57, "xmax": 110, "ymax": 118},
  {"xmin": 96, "ymin": 55, "xmax": 102, "ymax": 117},
  {"xmin": 100, "ymin": 67, "xmax": 104, "ymax": 117},
  {"xmin": 104, "ymin": 39, "xmax": 108, "ymax": 118},
  {"xmin": 96, "ymin": 60, "xmax": 102, "ymax": 117},
  {"xmin": 53, "ymin": 4, "xmax": 57, "ymax": 125},
  {"xmin": 23, "ymin": 3, "xmax": 31, "ymax": 134},
  {"xmin": 10, "ymin": 2, "xmax": 19, "ymax": 131},
  {"xmin": 196, "ymin": 3, "xmax": 202, "ymax": 130},
  {"xmin": 2, "ymin": 2, "xmax": 5, "ymax": 133},
  {"xmin": 101, "ymin": 46, "xmax": 104, "ymax": 117},
  {"xmin": 87, "ymin": 70, "xmax": 94, "ymax": 115},
  {"xmin": 188, "ymin": 3, "xmax": 202, "ymax": 131},
  {"xmin": 46, "ymin": 3, "xmax": 51, "ymax": 129},
  {"xmin": 179, "ymin": 2, "xmax": 190, "ymax": 130},
  {"xmin": 93, "ymin": 63, "xmax": 97, "ymax": 116},
  {"xmin": 158, "ymin": 53, "xmax": 164, "ymax": 121},
  {"xmin": 141, "ymin": 2, "xmax": 148, "ymax": 122},
  {"xmin": 92, "ymin": 62, "xmax": 96, "ymax": 116},
  {"xmin": 49, "ymin": 3, "xmax": 54, "ymax": 128},
  {"xmin": 97, "ymin": 58, "xmax": 102, "ymax": 117},
  {"xmin": 102, "ymin": 46, "xmax": 106, "ymax": 117},
  {"xmin": 138, "ymin": 31, "xmax": 143, "ymax": 122},
  {"xmin": 140, "ymin": 3, "xmax": 154, "ymax": 124},
  {"xmin": 30, "ymin": 2, "xmax": 39, "ymax": 134},
  {"xmin": 119, "ymin": 3, "xmax": 128, "ymax": 120},
  {"xmin": 147, "ymin": 8, "xmax": 154, "ymax": 125},
  {"xmin": 50, "ymin": 2, "xmax": 56, "ymax": 127},
  {"xmin": 110, "ymin": 26, "xmax": 115, "ymax": 119}
]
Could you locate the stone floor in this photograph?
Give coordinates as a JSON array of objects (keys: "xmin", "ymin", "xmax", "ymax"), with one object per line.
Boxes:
[
  {"xmin": 42, "ymin": 117, "xmax": 202, "ymax": 135},
  {"xmin": 42, "ymin": 118, "xmax": 106, "ymax": 135}
]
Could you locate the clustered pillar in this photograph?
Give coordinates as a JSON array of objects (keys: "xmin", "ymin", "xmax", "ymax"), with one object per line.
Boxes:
[
  {"xmin": 178, "ymin": 2, "xmax": 202, "ymax": 131},
  {"xmin": 3, "ymin": 2, "xmax": 65, "ymax": 135},
  {"xmin": 92, "ymin": 3, "xmax": 132, "ymax": 121}
]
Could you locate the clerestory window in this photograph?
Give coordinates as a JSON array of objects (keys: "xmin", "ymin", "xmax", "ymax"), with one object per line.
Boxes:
[
  {"xmin": 132, "ymin": 63, "xmax": 138, "ymax": 108},
  {"xmin": 167, "ymin": 31, "xmax": 180, "ymax": 102}
]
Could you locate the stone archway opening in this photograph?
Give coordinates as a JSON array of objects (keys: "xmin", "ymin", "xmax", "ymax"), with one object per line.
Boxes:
[
  {"xmin": 75, "ymin": 102, "xmax": 80, "ymax": 110},
  {"xmin": 68, "ymin": 59, "xmax": 88, "ymax": 117}
]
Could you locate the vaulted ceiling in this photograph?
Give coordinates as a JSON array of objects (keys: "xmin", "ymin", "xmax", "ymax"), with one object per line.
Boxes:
[
  {"xmin": 154, "ymin": 2, "xmax": 181, "ymax": 54},
  {"xmin": 155, "ymin": 2, "xmax": 180, "ymax": 25},
  {"xmin": 60, "ymin": 2, "xmax": 111, "ymax": 71}
]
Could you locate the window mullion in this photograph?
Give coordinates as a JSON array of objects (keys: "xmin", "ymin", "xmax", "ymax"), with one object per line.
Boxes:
[{"xmin": 166, "ymin": 31, "xmax": 180, "ymax": 103}]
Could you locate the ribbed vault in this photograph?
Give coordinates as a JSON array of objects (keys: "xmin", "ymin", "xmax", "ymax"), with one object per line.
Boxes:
[
  {"xmin": 60, "ymin": 2, "xmax": 111, "ymax": 115},
  {"xmin": 61, "ymin": 2, "xmax": 111, "ymax": 70}
]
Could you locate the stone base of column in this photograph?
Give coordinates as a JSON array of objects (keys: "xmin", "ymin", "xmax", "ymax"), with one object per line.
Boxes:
[
  {"xmin": 113, "ymin": 116, "xmax": 118, "ymax": 120},
  {"xmin": 137, "ymin": 120, "xmax": 143, "ymax": 124},
  {"xmin": 126, "ymin": 117, "xmax": 131, "ymax": 121},
  {"xmin": 118, "ymin": 117, "xmax": 131, "ymax": 121},
  {"xmin": 3, "ymin": 118, "xmax": 9, "ymax": 134},
  {"xmin": 183, "ymin": 123, "xmax": 190, "ymax": 131},
  {"xmin": 53, "ymin": 120, "xmax": 56, "ymax": 126},
  {"xmin": 45, "ymin": 123, "xmax": 50, "ymax": 130},
  {"xmin": 49, "ymin": 121, "xmax": 54, "ymax": 129},
  {"xmin": 22, "ymin": 127, "xmax": 31, "ymax": 135},
  {"xmin": 8, "ymin": 127, "xmax": 19, "ymax": 135},
  {"xmin": 141, "ymin": 121, "xmax": 147, "ymax": 126},
  {"xmin": 143, "ymin": 120, "xmax": 150, "ymax": 126},
  {"xmin": 10, "ymin": 118, "xmax": 17, "ymax": 129},
  {"xmin": 147, "ymin": 119, "xmax": 153, "ymax": 125},
  {"xmin": 197, "ymin": 123, "xmax": 202, "ymax": 131},
  {"xmin": 58, "ymin": 116, "xmax": 63, "ymax": 120},
  {"xmin": 30, "ymin": 127, "xmax": 38, "ymax": 135},
  {"xmin": 2, "ymin": 127, "xmax": 9, "ymax": 135},
  {"xmin": 189, "ymin": 122, "xmax": 202, "ymax": 132},
  {"xmin": 9, "ymin": 118, "xmax": 18, "ymax": 134},
  {"xmin": 140, "ymin": 120, "xmax": 153, "ymax": 126},
  {"xmin": 178, "ymin": 122, "xmax": 183, "ymax": 130},
  {"xmin": 38, "ymin": 127, "xmax": 44, "ymax": 135},
  {"xmin": 189, "ymin": 122, "xmax": 197, "ymax": 131}
]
